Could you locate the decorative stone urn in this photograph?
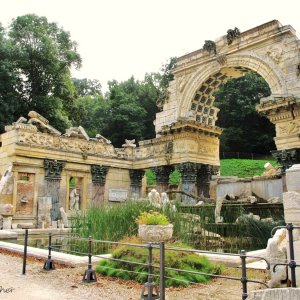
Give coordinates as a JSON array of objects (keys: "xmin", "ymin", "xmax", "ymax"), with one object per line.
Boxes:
[{"xmin": 138, "ymin": 224, "xmax": 173, "ymax": 243}]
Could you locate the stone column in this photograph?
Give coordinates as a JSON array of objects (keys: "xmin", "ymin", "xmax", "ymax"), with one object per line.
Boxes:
[
  {"xmin": 91, "ymin": 165, "xmax": 109, "ymax": 204},
  {"xmin": 129, "ymin": 169, "xmax": 145, "ymax": 200},
  {"xmin": 283, "ymin": 164, "xmax": 300, "ymax": 286},
  {"xmin": 197, "ymin": 164, "xmax": 219, "ymax": 198},
  {"xmin": 177, "ymin": 163, "xmax": 198, "ymax": 204},
  {"xmin": 44, "ymin": 159, "xmax": 65, "ymax": 221},
  {"xmin": 152, "ymin": 166, "xmax": 174, "ymax": 194}
]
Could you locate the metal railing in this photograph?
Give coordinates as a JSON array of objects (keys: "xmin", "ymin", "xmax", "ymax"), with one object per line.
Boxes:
[{"xmin": 21, "ymin": 223, "xmax": 300, "ymax": 300}]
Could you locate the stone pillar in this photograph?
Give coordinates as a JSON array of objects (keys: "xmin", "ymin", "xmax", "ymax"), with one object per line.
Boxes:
[
  {"xmin": 152, "ymin": 166, "xmax": 174, "ymax": 194},
  {"xmin": 129, "ymin": 169, "xmax": 145, "ymax": 200},
  {"xmin": 44, "ymin": 159, "xmax": 65, "ymax": 221},
  {"xmin": 197, "ymin": 164, "xmax": 219, "ymax": 198},
  {"xmin": 177, "ymin": 163, "xmax": 197, "ymax": 204},
  {"xmin": 37, "ymin": 197, "xmax": 52, "ymax": 228},
  {"xmin": 91, "ymin": 165, "xmax": 108, "ymax": 204},
  {"xmin": 283, "ymin": 164, "xmax": 300, "ymax": 286}
]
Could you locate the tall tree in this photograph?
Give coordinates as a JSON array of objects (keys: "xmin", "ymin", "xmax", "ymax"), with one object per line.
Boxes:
[
  {"xmin": 214, "ymin": 72, "xmax": 275, "ymax": 154},
  {"xmin": 101, "ymin": 77, "xmax": 148, "ymax": 146},
  {"xmin": 73, "ymin": 78, "xmax": 102, "ymax": 97},
  {"xmin": 8, "ymin": 14, "xmax": 82, "ymax": 131},
  {"xmin": 0, "ymin": 23, "xmax": 24, "ymax": 132}
]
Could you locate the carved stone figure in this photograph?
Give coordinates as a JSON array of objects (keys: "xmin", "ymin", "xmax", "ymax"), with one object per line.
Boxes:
[
  {"xmin": 0, "ymin": 203, "xmax": 13, "ymax": 216},
  {"xmin": 148, "ymin": 189, "xmax": 161, "ymax": 208},
  {"xmin": 64, "ymin": 126, "xmax": 89, "ymax": 140},
  {"xmin": 161, "ymin": 192, "xmax": 170, "ymax": 206},
  {"xmin": 59, "ymin": 207, "xmax": 69, "ymax": 227},
  {"xmin": 203, "ymin": 40, "xmax": 217, "ymax": 55},
  {"xmin": 0, "ymin": 165, "xmax": 14, "ymax": 195},
  {"xmin": 215, "ymin": 197, "xmax": 224, "ymax": 223},
  {"xmin": 226, "ymin": 27, "xmax": 240, "ymax": 45},
  {"xmin": 122, "ymin": 139, "xmax": 136, "ymax": 148},
  {"xmin": 263, "ymin": 162, "xmax": 280, "ymax": 176},
  {"xmin": 28, "ymin": 111, "xmax": 61, "ymax": 136},
  {"xmin": 69, "ymin": 188, "xmax": 80, "ymax": 211},
  {"xmin": 265, "ymin": 228, "xmax": 287, "ymax": 288}
]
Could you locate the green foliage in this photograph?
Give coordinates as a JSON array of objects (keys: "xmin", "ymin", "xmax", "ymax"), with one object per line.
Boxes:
[
  {"xmin": 135, "ymin": 210, "xmax": 169, "ymax": 225},
  {"xmin": 220, "ymin": 159, "xmax": 277, "ymax": 178},
  {"xmin": 145, "ymin": 169, "xmax": 181, "ymax": 186},
  {"xmin": 214, "ymin": 72, "xmax": 275, "ymax": 154},
  {"xmin": 145, "ymin": 169, "xmax": 156, "ymax": 186},
  {"xmin": 73, "ymin": 78, "xmax": 102, "ymax": 97},
  {"xmin": 96, "ymin": 237, "xmax": 218, "ymax": 287},
  {"xmin": 169, "ymin": 169, "xmax": 181, "ymax": 185},
  {"xmin": 71, "ymin": 201, "xmax": 152, "ymax": 242},
  {"xmin": 236, "ymin": 216, "xmax": 285, "ymax": 248},
  {"xmin": 99, "ymin": 76, "xmax": 159, "ymax": 147},
  {"xmin": 0, "ymin": 14, "xmax": 81, "ymax": 132}
]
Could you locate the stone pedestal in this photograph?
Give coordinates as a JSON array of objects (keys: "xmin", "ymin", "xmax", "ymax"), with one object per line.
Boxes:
[
  {"xmin": 283, "ymin": 164, "xmax": 300, "ymax": 287},
  {"xmin": 286, "ymin": 164, "xmax": 300, "ymax": 193},
  {"xmin": 37, "ymin": 197, "xmax": 52, "ymax": 228},
  {"xmin": 2, "ymin": 216, "xmax": 12, "ymax": 229}
]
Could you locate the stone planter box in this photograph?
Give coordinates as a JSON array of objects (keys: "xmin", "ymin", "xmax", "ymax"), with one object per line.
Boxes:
[{"xmin": 138, "ymin": 224, "xmax": 173, "ymax": 243}]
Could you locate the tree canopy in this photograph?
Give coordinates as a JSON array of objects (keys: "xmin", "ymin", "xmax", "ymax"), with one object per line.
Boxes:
[
  {"xmin": 0, "ymin": 14, "xmax": 82, "ymax": 132},
  {"xmin": 214, "ymin": 72, "xmax": 275, "ymax": 154}
]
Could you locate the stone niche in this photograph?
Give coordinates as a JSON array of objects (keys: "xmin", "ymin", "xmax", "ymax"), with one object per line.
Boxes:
[
  {"xmin": 68, "ymin": 176, "xmax": 83, "ymax": 212},
  {"xmin": 16, "ymin": 172, "xmax": 35, "ymax": 215}
]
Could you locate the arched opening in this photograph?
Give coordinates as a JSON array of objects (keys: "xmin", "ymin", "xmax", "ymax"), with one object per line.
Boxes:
[{"xmin": 189, "ymin": 67, "xmax": 276, "ymax": 156}]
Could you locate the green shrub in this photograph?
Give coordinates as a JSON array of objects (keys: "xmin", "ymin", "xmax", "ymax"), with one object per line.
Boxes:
[
  {"xmin": 169, "ymin": 169, "xmax": 181, "ymax": 185},
  {"xmin": 96, "ymin": 237, "xmax": 221, "ymax": 287},
  {"xmin": 135, "ymin": 210, "xmax": 169, "ymax": 225},
  {"xmin": 145, "ymin": 169, "xmax": 156, "ymax": 186}
]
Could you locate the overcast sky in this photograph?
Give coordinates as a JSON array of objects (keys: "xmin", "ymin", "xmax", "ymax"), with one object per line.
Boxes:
[{"xmin": 1, "ymin": 0, "xmax": 299, "ymax": 91}]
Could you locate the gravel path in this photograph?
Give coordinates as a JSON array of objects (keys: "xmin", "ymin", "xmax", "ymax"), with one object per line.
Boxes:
[{"xmin": 0, "ymin": 250, "xmax": 267, "ymax": 300}]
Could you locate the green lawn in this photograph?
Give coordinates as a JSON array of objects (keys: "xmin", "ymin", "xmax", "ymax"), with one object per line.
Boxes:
[{"xmin": 220, "ymin": 159, "xmax": 278, "ymax": 178}]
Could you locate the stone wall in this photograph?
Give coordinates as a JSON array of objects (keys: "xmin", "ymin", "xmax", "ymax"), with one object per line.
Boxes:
[{"xmin": 215, "ymin": 176, "xmax": 283, "ymax": 201}]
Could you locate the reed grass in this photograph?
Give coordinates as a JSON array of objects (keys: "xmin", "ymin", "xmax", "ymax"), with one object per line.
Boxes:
[{"xmin": 71, "ymin": 200, "xmax": 284, "ymax": 253}]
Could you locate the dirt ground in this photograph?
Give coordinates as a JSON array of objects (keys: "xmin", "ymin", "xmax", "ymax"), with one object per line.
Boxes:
[{"xmin": 0, "ymin": 250, "xmax": 268, "ymax": 300}]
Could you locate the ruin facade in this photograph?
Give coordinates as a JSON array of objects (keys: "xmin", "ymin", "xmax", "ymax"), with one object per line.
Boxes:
[{"xmin": 1, "ymin": 20, "xmax": 300, "ymax": 226}]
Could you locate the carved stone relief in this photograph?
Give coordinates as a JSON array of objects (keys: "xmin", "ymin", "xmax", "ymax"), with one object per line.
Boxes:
[
  {"xmin": 277, "ymin": 120, "xmax": 300, "ymax": 136},
  {"xmin": 265, "ymin": 46, "xmax": 283, "ymax": 64}
]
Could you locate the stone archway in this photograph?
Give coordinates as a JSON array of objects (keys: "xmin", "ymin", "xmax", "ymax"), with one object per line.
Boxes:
[{"xmin": 155, "ymin": 20, "xmax": 300, "ymax": 170}]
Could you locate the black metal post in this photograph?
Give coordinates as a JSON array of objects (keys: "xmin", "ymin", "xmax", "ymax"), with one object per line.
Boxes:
[
  {"xmin": 43, "ymin": 232, "xmax": 55, "ymax": 270},
  {"xmin": 287, "ymin": 223, "xmax": 297, "ymax": 287},
  {"xmin": 22, "ymin": 229, "xmax": 29, "ymax": 275},
  {"xmin": 149, "ymin": 243, "xmax": 153, "ymax": 287},
  {"xmin": 141, "ymin": 243, "xmax": 159, "ymax": 300},
  {"xmin": 82, "ymin": 236, "xmax": 97, "ymax": 283},
  {"xmin": 240, "ymin": 250, "xmax": 248, "ymax": 300},
  {"xmin": 160, "ymin": 242, "xmax": 165, "ymax": 300}
]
